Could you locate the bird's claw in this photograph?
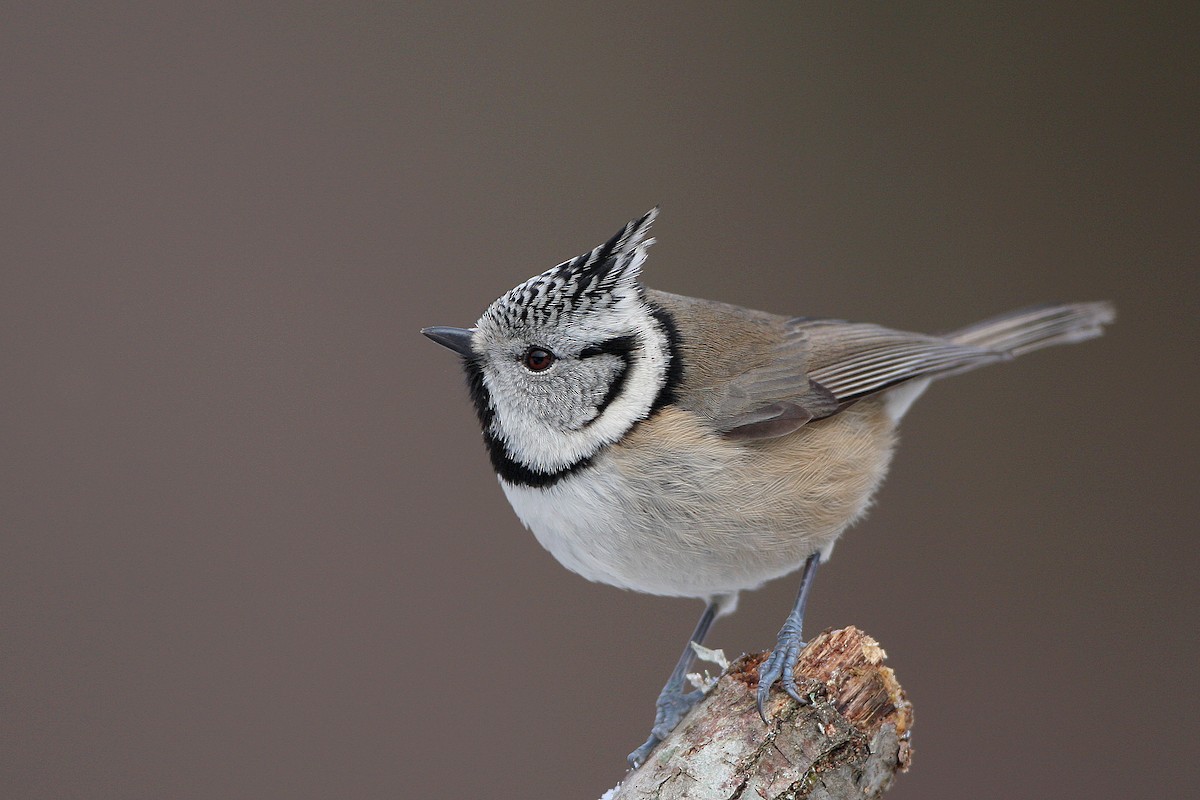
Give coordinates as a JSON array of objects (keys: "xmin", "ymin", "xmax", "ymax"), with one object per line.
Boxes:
[
  {"xmin": 627, "ymin": 687, "xmax": 704, "ymax": 768},
  {"xmin": 627, "ymin": 734, "xmax": 658, "ymax": 770},
  {"xmin": 755, "ymin": 637, "xmax": 808, "ymax": 722}
]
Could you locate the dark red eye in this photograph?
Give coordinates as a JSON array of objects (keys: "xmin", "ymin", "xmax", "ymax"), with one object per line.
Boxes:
[{"xmin": 523, "ymin": 347, "xmax": 556, "ymax": 372}]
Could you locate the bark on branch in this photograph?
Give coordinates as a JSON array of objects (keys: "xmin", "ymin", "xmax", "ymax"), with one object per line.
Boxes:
[{"xmin": 609, "ymin": 627, "xmax": 912, "ymax": 800}]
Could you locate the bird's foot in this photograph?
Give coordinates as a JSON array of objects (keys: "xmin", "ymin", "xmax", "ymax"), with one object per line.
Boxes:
[
  {"xmin": 755, "ymin": 633, "xmax": 809, "ymax": 721},
  {"xmin": 627, "ymin": 686, "xmax": 705, "ymax": 768}
]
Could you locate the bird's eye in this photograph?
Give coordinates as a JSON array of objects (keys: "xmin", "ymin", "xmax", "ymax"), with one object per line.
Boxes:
[{"xmin": 523, "ymin": 347, "xmax": 556, "ymax": 372}]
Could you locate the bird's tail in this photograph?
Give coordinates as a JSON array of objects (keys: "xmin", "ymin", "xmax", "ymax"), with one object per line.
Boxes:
[{"xmin": 947, "ymin": 302, "xmax": 1116, "ymax": 356}]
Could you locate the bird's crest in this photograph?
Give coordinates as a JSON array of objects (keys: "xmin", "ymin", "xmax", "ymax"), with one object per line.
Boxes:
[{"xmin": 479, "ymin": 208, "xmax": 658, "ymax": 330}]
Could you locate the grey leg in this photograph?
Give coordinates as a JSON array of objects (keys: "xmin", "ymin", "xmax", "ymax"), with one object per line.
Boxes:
[
  {"xmin": 756, "ymin": 551, "xmax": 821, "ymax": 721},
  {"xmin": 627, "ymin": 600, "xmax": 719, "ymax": 768}
]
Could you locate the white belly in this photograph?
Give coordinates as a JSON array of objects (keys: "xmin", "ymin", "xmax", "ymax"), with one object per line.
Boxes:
[
  {"xmin": 500, "ymin": 457, "xmax": 836, "ymax": 598},
  {"xmin": 501, "ymin": 469, "xmax": 806, "ymax": 598},
  {"xmin": 499, "ymin": 403, "xmax": 897, "ymax": 599}
]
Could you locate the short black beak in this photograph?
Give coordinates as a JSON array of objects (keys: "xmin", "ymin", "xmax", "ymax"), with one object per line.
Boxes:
[{"xmin": 421, "ymin": 326, "xmax": 475, "ymax": 357}]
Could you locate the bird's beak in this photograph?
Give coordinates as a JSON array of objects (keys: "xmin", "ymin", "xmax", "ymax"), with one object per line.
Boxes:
[{"xmin": 421, "ymin": 326, "xmax": 476, "ymax": 357}]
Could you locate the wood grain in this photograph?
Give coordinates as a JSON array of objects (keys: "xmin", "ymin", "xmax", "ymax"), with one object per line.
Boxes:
[{"xmin": 609, "ymin": 627, "xmax": 912, "ymax": 800}]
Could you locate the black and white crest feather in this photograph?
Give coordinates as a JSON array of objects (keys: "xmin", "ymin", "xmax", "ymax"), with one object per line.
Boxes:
[{"xmin": 481, "ymin": 208, "xmax": 658, "ymax": 330}]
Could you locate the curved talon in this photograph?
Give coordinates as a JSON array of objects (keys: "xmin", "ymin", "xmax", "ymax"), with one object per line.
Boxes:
[
  {"xmin": 756, "ymin": 652, "xmax": 781, "ymax": 721},
  {"xmin": 628, "ymin": 600, "xmax": 722, "ymax": 769},
  {"xmin": 628, "ymin": 735, "xmax": 659, "ymax": 769},
  {"xmin": 628, "ymin": 687, "xmax": 705, "ymax": 768},
  {"xmin": 756, "ymin": 639, "xmax": 807, "ymax": 722},
  {"xmin": 780, "ymin": 654, "xmax": 806, "ymax": 704},
  {"xmin": 757, "ymin": 552, "xmax": 821, "ymax": 722}
]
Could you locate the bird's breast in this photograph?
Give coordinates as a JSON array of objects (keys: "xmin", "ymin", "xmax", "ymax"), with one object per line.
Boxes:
[{"xmin": 499, "ymin": 403, "xmax": 897, "ymax": 598}]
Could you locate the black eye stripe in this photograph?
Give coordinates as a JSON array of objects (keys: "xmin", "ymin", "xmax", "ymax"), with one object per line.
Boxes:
[
  {"xmin": 580, "ymin": 335, "xmax": 638, "ymax": 427},
  {"xmin": 579, "ymin": 335, "xmax": 638, "ymax": 359},
  {"xmin": 587, "ymin": 358, "xmax": 630, "ymax": 424}
]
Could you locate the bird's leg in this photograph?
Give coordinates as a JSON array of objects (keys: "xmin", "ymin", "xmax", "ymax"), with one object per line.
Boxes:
[
  {"xmin": 627, "ymin": 599, "xmax": 719, "ymax": 768},
  {"xmin": 756, "ymin": 551, "xmax": 821, "ymax": 721}
]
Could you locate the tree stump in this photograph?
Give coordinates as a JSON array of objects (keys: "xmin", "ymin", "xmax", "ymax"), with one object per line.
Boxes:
[{"xmin": 609, "ymin": 627, "xmax": 912, "ymax": 800}]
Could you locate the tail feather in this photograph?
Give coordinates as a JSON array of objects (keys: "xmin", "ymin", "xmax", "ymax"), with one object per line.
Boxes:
[{"xmin": 947, "ymin": 302, "xmax": 1115, "ymax": 356}]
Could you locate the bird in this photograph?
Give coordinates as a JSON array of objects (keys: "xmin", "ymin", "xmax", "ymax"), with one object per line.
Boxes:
[{"xmin": 421, "ymin": 208, "xmax": 1114, "ymax": 768}]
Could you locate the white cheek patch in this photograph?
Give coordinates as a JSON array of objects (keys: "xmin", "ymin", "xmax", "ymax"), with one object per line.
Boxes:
[{"xmin": 486, "ymin": 303, "xmax": 670, "ymax": 473}]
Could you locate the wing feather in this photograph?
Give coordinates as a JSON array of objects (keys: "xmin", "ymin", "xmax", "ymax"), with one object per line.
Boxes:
[
  {"xmin": 678, "ymin": 299, "xmax": 1112, "ymax": 442},
  {"xmin": 712, "ymin": 319, "xmax": 1001, "ymax": 438}
]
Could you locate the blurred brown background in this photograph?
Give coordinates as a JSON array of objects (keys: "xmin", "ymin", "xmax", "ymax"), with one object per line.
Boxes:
[{"xmin": 3, "ymin": 3, "xmax": 1196, "ymax": 798}]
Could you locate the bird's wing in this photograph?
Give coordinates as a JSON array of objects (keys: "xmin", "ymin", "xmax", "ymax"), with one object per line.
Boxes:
[
  {"xmin": 710, "ymin": 322, "xmax": 839, "ymax": 440},
  {"xmin": 713, "ymin": 318, "xmax": 1003, "ymax": 441},
  {"xmin": 799, "ymin": 319, "xmax": 1004, "ymax": 402}
]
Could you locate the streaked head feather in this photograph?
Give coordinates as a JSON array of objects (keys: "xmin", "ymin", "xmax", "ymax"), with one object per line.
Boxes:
[{"xmin": 478, "ymin": 208, "xmax": 658, "ymax": 334}]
